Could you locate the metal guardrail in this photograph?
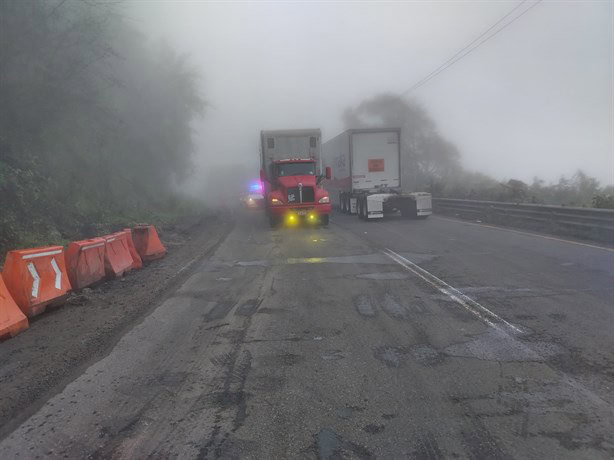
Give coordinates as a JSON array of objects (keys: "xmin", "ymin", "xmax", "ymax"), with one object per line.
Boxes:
[{"xmin": 432, "ymin": 198, "xmax": 614, "ymax": 244}]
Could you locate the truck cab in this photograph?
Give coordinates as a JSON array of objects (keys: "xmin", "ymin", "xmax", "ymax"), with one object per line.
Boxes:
[
  {"xmin": 262, "ymin": 158, "xmax": 331, "ymax": 227},
  {"xmin": 260, "ymin": 129, "xmax": 332, "ymax": 228}
]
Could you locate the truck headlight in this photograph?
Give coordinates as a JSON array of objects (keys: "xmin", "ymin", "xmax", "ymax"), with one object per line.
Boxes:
[
  {"xmin": 271, "ymin": 197, "xmax": 283, "ymax": 205},
  {"xmin": 318, "ymin": 196, "xmax": 330, "ymax": 204}
]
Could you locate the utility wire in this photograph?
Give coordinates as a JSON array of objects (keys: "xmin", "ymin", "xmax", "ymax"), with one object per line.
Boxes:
[
  {"xmin": 400, "ymin": 0, "xmax": 542, "ymax": 96},
  {"xmin": 401, "ymin": 0, "xmax": 528, "ymax": 95}
]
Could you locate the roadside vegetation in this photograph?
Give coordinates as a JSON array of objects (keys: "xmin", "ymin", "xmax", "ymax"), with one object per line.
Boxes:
[
  {"xmin": 0, "ymin": 0, "xmax": 205, "ymax": 256},
  {"xmin": 344, "ymin": 94, "xmax": 613, "ymax": 209}
]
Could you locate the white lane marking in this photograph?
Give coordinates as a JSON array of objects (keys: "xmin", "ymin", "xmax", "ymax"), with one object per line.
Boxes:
[
  {"xmin": 27, "ymin": 263, "xmax": 40, "ymax": 298},
  {"xmin": 22, "ymin": 249, "xmax": 62, "ymax": 260},
  {"xmin": 383, "ymin": 248, "xmax": 523, "ymax": 334},
  {"xmin": 50, "ymin": 258, "xmax": 62, "ymax": 290},
  {"xmin": 81, "ymin": 242, "xmax": 104, "ymax": 251},
  {"xmin": 433, "ymin": 215, "xmax": 614, "ymax": 253}
]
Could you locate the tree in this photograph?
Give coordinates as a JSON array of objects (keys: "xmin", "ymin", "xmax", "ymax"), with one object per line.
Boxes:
[{"xmin": 0, "ymin": 0, "xmax": 205, "ymax": 255}]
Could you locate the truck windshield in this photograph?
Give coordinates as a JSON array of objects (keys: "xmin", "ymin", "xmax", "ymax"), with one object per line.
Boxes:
[{"xmin": 276, "ymin": 163, "xmax": 315, "ymax": 176}]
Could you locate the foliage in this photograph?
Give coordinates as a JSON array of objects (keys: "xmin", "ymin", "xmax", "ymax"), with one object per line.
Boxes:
[
  {"xmin": 343, "ymin": 93, "xmax": 461, "ymax": 190},
  {"xmin": 0, "ymin": 0, "xmax": 205, "ymax": 255}
]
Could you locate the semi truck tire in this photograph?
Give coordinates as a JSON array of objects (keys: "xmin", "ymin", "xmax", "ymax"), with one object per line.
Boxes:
[{"xmin": 358, "ymin": 197, "xmax": 366, "ymax": 220}]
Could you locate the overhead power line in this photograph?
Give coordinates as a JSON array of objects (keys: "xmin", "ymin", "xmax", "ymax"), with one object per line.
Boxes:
[{"xmin": 400, "ymin": 0, "xmax": 543, "ymax": 96}]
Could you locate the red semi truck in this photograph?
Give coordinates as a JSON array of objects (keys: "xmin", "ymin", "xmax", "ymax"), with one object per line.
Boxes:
[{"xmin": 260, "ymin": 129, "xmax": 332, "ymax": 228}]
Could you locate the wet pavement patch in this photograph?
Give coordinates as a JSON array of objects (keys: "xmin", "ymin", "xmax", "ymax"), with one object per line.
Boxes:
[
  {"xmin": 321, "ymin": 350, "xmax": 345, "ymax": 361},
  {"xmin": 363, "ymin": 424, "xmax": 385, "ymax": 434},
  {"xmin": 354, "ymin": 295, "xmax": 376, "ymax": 317},
  {"xmin": 258, "ymin": 353, "xmax": 305, "ymax": 367},
  {"xmin": 235, "ymin": 298, "xmax": 262, "ymax": 317},
  {"xmin": 205, "ymin": 301, "xmax": 236, "ymax": 321},
  {"xmin": 336, "ymin": 406, "xmax": 364, "ymax": 420},
  {"xmin": 410, "ymin": 344, "xmax": 444, "ymax": 366},
  {"xmin": 373, "ymin": 346, "xmax": 408, "ymax": 368},
  {"xmin": 314, "ymin": 428, "xmax": 374, "ymax": 460}
]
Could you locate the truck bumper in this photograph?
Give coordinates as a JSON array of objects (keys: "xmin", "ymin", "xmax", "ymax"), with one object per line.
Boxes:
[{"xmin": 269, "ymin": 203, "xmax": 331, "ymax": 219}]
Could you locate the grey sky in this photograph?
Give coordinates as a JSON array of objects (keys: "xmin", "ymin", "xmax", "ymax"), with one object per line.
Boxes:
[{"xmin": 128, "ymin": 1, "xmax": 613, "ymax": 186}]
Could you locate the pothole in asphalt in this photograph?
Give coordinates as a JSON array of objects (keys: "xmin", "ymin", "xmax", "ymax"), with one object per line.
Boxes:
[
  {"xmin": 444, "ymin": 329, "xmax": 564, "ymax": 362},
  {"xmin": 409, "ymin": 344, "xmax": 444, "ymax": 366},
  {"xmin": 381, "ymin": 294, "xmax": 408, "ymax": 319},
  {"xmin": 354, "ymin": 295, "xmax": 376, "ymax": 317},
  {"xmin": 373, "ymin": 346, "xmax": 408, "ymax": 368}
]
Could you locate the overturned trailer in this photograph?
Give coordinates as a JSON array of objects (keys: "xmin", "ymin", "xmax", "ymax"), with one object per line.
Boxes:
[{"xmin": 322, "ymin": 128, "xmax": 432, "ymax": 219}]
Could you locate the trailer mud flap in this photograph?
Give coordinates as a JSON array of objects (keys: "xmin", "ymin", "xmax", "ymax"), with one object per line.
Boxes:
[
  {"xmin": 366, "ymin": 195, "xmax": 384, "ymax": 219},
  {"xmin": 350, "ymin": 197, "xmax": 358, "ymax": 214}
]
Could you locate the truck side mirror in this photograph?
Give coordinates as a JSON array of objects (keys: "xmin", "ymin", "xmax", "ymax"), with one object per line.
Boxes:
[
  {"xmin": 325, "ymin": 166, "xmax": 332, "ymax": 180},
  {"xmin": 259, "ymin": 169, "xmax": 267, "ymax": 183}
]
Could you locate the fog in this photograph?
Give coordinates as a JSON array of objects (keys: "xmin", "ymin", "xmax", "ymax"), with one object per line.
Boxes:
[{"xmin": 127, "ymin": 1, "xmax": 613, "ymax": 190}]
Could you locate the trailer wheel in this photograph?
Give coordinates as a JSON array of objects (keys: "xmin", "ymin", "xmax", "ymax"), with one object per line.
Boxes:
[{"xmin": 358, "ymin": 197, "xmax": 366, "ymax": 220}]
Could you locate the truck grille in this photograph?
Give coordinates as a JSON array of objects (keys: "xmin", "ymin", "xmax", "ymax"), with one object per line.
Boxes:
[{"xmin": 287, "ymin": 186, "xmax": 314, "ymax": 203}]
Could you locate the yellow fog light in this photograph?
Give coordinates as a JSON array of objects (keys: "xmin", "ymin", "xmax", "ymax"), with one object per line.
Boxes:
[{"xmin": 308, "ymin": 214, "xmax": 316, "ymax": 221}]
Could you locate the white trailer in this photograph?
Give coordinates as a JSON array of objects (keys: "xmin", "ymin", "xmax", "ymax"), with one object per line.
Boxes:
[
  {"xmin": 260, "ymin": 129, "xmax": 322, "ymax": 178},
  {"xmin": 322, "ymin": 128, "xmax": 432, "ymax": 219}
]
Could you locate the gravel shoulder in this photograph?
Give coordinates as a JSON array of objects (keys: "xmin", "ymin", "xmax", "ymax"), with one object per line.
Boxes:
[{"xmin": 0, "ymin": 211, "xmax": 234, "ymax": 437}]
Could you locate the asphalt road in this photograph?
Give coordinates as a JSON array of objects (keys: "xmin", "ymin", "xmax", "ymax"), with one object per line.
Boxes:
[{"xmin": 2, "ymin": 210, "xmax": 613, "ymax": 459}]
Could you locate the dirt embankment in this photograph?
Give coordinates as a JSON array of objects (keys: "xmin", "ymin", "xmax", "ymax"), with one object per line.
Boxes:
[{"xmin": 0, "ymin": 211, "xmax": 234, "ymax": 437}]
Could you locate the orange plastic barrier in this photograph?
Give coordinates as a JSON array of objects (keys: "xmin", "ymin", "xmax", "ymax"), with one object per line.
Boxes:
[
  {"xmin": 132, "ymin": 225, "xmax": 167, "ymax": 262},
  {"xmin": 0, "ymin": 277, "xmax": 29, "ymax": 339},
  {"xmin": 103, "ymin": 231, "xmax": 133, "ymax": 278},
  {"xmin": 124, "ymin": 228, "xmax": 143, "ymax": 270},
  {"xmin": 1, "ymin": 246, "xmax": 72, "ymax": 317},
  {"xmin": 65, "ymin": 237, "xmax": 106, "ymax": 290}
]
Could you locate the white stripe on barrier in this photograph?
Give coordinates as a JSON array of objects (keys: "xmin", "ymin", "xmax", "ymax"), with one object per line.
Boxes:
[
  {"xmin": 22, "ymin": 249, "xmax": 62, "ymax": 260},
  {"xmin": 106, "ymin": 238, "xmax": 116, "ymax": 243},
  {"xmin": 81, "ymin": 242, "xmax": 104, "ymax": 251},
  {"xmin": 50, "ymin": 258, "xmax": 62, "ymax": 290},
  {"xmin": 27, "ymin": 263, "xmax": 40, "ymax": 298}
]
